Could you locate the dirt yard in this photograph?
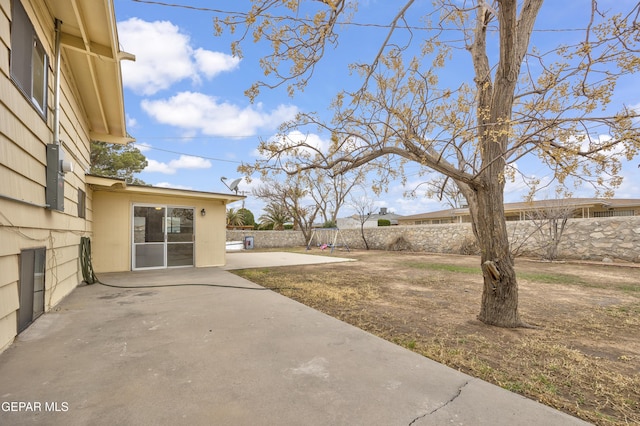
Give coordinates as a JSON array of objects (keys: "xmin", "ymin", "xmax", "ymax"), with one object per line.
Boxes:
[{"xmin": 232, "ymin": 248, "xmax": 640, "ymax": 425}]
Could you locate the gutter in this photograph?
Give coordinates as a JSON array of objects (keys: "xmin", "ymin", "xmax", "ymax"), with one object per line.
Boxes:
[{"xmin": 53, "ymin": 18, "xmax": 62, "ymax": 145}]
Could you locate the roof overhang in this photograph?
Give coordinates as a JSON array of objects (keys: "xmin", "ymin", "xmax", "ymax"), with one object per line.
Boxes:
[
  {"xmin": 87, "ymin": 175, "xmax": 246, "ymax": 205},
  {"xmin": 46, "ymin": 0, "xmax": 134, "ymax": 144}
]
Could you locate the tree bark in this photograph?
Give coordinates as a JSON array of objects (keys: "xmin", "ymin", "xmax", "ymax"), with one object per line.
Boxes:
[
  {"xmin": 467, "ymin": 183, "xmax": 524, "ymax": 327},
  {"xmin": 360, "ymin": 223, "xmax": 369, "ymax": 250},
  {"xmin": 461, "ymin": 0, "xmax": 542, "ymax": 328}
]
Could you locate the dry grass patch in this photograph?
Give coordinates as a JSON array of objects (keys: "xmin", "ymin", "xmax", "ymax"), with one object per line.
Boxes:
[{"xmin": 232, "ymin": 249, "xmax": 640, "ymax": 425}]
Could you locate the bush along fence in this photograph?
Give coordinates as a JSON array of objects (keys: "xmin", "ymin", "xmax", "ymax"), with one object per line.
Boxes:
[{"xmin": 227, "ymin": 215, "xmax": 640, "ymax": 263}]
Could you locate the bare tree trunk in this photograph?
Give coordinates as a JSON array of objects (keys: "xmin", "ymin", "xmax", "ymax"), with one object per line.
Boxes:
[
  {"xmin": 461, "ymin": 0, "xmax": 541, "ymax": 328},
  {"xmin": 547, "ymin": 216, "xmax": 568, "ymax": 261},
  {"xmin": 360, "ymin": 223, "xmax": 369, "ymax": 250},
  {"xmin": 467, "ymin": 184, "xmax": 524, "ymax": 328}
]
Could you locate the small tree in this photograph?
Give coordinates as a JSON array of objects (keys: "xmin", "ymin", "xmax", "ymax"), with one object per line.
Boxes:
[
  {"xmin": 226, "ymin": 208, "xmax": 245, "ymax": 227},
  {"xmin": 525, "ymin": 198, "xmax": 575, "ymax": 261},
  {"xmin": 90, "ymin": 141, "xmax": 147, "ymax": 184},
  {"xmin": 238, "ymin": 208, "xmax": 256, "ymax": 229},
  {"xmin": 349, "ymin": 192, "xmax": 376, "ymax": 250},
  {"xmin": 254, "ymin": 175, "xmax": 320, "ymax": 241},
  {"xmin": 258, "ymin": 202, "xmax": 291, "ymax": 230},
  {"xmin": 311, "ymin": 168, "xmax": 365, "ymax": 224}
]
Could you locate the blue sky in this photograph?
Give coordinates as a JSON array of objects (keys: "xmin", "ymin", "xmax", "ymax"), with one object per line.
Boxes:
[{"xmin": 113, "ymin": 0, "xmax": 640, "ymax": 218}]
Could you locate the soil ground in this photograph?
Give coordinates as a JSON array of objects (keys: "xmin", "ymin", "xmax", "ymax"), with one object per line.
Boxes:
[{"xmin": 232, "ymin": 248, "xmax": 640, "ymax": 425}]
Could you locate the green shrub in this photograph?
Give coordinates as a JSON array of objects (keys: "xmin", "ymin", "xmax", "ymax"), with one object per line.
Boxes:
[
  {"xmin": 238, "ymin": 208, "xmax": 255, "ymax": 227},
  {"xmin": 378, "ymin": 219, "xmax": 391, "ymax": 227}
]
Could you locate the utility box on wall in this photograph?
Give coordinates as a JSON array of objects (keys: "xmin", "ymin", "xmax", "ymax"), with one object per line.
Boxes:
[
  {"xmin": 45, "ymin": 144, "xmax": 65, "ymax": 211},
  {"xmin": 244, "ymin": 236, "xmax": 254, "ymax": 250}
]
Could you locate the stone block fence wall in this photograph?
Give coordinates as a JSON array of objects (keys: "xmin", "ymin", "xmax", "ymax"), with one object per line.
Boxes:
[{"xmin": 227, "ymin": 216, "xmax": 640, "ymax": 263}]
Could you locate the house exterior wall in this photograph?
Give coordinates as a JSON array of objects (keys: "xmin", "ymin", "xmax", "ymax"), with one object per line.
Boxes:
[
  {"xmin": 92, "ymin": 191, "xmax": 228, "ymax": 273},
  {"xmin": 0, "ymin": 0, "xmax": 93, "ymax": 352}
]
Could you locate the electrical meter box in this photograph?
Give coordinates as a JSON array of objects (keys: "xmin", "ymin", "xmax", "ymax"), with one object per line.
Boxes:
[{"xmin": 46, "ymin": 144, "xmax": 65, "ymax": 211}]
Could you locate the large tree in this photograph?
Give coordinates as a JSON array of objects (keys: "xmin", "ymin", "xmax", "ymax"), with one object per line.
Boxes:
[
  {"xmin": 90, "ymin": 141, "xmax": 148, "ymax": 185},
  {"xmin": 217, "ymin": 1, "xmax": 640, "ymax": 327}
]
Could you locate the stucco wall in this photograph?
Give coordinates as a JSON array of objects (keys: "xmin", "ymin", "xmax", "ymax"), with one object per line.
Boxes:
[
  {"xmin": 227, "ymin": 216, "xmax": 640, "ymax": 263},
  {"xmin": 92, "ymin": 191, "xmax": 228, "ymax": 273},
  {"xmin": 226, "ymin": 230, "xmax": 308, "ymax": 249}
]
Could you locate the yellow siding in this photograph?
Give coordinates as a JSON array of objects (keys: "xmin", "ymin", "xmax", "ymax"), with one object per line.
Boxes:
[
  {"xmin": 0, "ymin": 282, "xmax": 19, "ymax": 322},
  {"xmin": 196, "ymin": 200, "xmax": 227, "ymax": 268},
  {"xmin": 0, "ymin": 133, "xmax": 46, "ymax": 182},
  {"xmin": 46, "ymin": 255, "xmax": 81, "ymax": 308},
  {"xmin": 91, "ymin": 191, "xmax": 130, "ymax": 272},
  {"xmin": 0, "ymin": 256, "xmax": 20, "ymax": 326},
  {"xmin": 0, "ymin": 254, "xmax": 18, "ymax": 285},
  {"xmin": 0, "ymin": 0, "xmax": 9, "ymax": 18},
  {"xmin": 0, "ymin": 164, "xmax": 46, "ymax": 206},
  {"xmin": 0, "ymin": 312, "xmax": 17, "ymax": 353},
  {"xmin": 0, "ymin": 0, "xmax": 94, "ymax": 352},
  {"xmin": 0, "ymin": 8, "xmax": 9, "ymax": 75}
]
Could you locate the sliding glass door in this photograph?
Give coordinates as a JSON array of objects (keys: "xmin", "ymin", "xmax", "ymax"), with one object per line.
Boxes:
[
  {"xmin": 166, "ymin": 207, "xmax": 194, "ymax": 267},
  {"xmin": 133, "ymin": 205, "xmax": 194, "ymax": 270}
]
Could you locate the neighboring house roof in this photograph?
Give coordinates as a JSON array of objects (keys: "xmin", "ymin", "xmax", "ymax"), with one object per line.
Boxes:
[
  {"xmin": 46, "ymin": 0, "xmax": 134, "ymax": 144},
  {"xmin": 337, "ymin": 212, "xmax": 404, "ymax": 229},
  {"xmin": 87, "ymin": 175, "xmax": 245, "ymax": 204},
  {"xmin": 401, "ymin": 198, "xmax": 640, "ymax": 221},
  {"xmin": 349, "ymin": 212, "xmax": 403, "ymax": 221}
]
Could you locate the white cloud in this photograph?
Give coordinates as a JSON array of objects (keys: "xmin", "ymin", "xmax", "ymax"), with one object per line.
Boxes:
[
  {"xmin": 154, "ymin": 182, "xmax": 194, "ymax": 190},
  {"xmin": 141, "ymin": 92, "xmax": 298, "ymax": 137},
  {"xmin": 610, "ymin": 162, "xmax": 640, "ymax": 198},
  {"xmin": 126, "ymin": 114, "xmax": 138, "ymax": 128},
  {"xmin": 193, "ymin": 48, "xmax": 240, "ymax": 79},
  {"xmin": 393, "ymin": 196, "xmax": 442, "ymax": 216},
  {"xmin": 168, "ymin": 155, "xmax": 212, "ymax": 170},
  {"xmin": 144, "ymin": 159, "xmax": 175, "ymax": 174},
  {"xmin": 254, "ymin": 130, "xmax": 330, "ymax": 159},
  {"xmin": 144, "ymin": 155, "xmax": 211, "ymax": 175},
  {"xmin": 118, "ymin": 18, "xmax": 239, "ymax": 95}
]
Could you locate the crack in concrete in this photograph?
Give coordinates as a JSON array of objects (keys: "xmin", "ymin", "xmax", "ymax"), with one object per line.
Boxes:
[{"xmin": 408, "ymin": 381, "xmax": 470, "ymax": 426}]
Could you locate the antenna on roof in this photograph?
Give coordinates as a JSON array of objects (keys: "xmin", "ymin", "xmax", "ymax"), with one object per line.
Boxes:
[{"xmin": 221, "ymin": 176, "xmax": 242, "ymax": 194}]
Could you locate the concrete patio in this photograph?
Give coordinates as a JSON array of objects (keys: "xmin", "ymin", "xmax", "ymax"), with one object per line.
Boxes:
[{"xmin": 0, "ymin": 252, "xmax": 589, "ymax": 425}]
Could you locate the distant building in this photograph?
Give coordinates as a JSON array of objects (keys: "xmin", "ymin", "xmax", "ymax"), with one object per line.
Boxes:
[
  {"xmin": 397, "ymin": 198, "xmax": 640, "ymax": 225},
  {"xmin": 338, "ymin": 207, "xmax": 404, "ymax": 229}
]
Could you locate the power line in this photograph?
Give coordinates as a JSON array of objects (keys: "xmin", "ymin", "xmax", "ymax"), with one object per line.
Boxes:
[
  {"xmin": 135, "ymin": 143, "xmax": 244, "ymax": 164},
  {"xmin": 132, "ymin": 134, "xmax": 271, "ymax": 140},
  {"xmin": 130, "ymin": 0, "xmax": 587, "ymax": 33}
]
